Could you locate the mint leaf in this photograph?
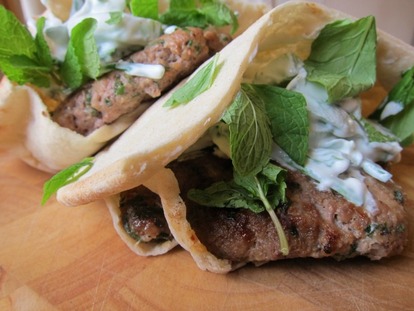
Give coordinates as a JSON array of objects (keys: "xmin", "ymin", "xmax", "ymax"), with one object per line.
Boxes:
[
  {"xmin": 59, "ymin": 43, "xmax": 83, "ymax": 89},
  {"xmin": 0, "ymin": 6, "xmax": 35, "ymax": 59},
  {"xmin": 163, "ymin": 53, "xmax": 220, "ymax": 107},
  {"xmin": 198, "ymin": 3, "xmax": 238, "ymax": 34},
  {"xmin": 34, "ymin": 17, "xmax": 53, "ymax": 70},
  {"xmin": 188, "ymin": 162, "xmax": 289, "ymax": 255},
  {"xmin": 41, "ymin": 158, "xmax": 94, "ymax": 205},
  {"xmin": 247, "ymin": 84, "xmax": 309, "ymax": 166},
  {"xmin": 222, "ymin": 84, "xmax": 273, "ymax": 177},
  {"xmin": 305, "ymin": 16, "xmax": 377, "ymax": 103},
  {"xmin": 235, "ymin": 163, "xmax": 288, "ymax": 255},
  {"xmin": 260, "ymin": 163, "xmax": 287, "ymax": 206},
  {"xmin": 0, "ymin": 6, "xmax": 54, "ymax": 87},
  {"xmin": 370, "ymin": 67, "xmax": 414, "ymax": 146},
  {"xmin": 129, "ymin": 0, "xmax": 159, "ymax": 20},
  {"xmin": 160, "ymin": 0, "xmax": 238, "ymax": 33},
  {"xmin": 106, "ymin": 11, "xmax": 123, "ymax": 25},
  {"xmin": 160, "ymin": 10, "xmax": 207, "ymax": 28},
  {"xmin": 60, "ymin": 18, "xmax": 100, "ymax": 89},
  {"xmin": 360, "ymin": 118, "xmax": 398, "ymax": 143},
  {"xmin": 188, "ymin": 180, "xmax": 265, "ymax": 212},
  {"xmin": 234, "ymin": 163, "xmax": 286, "ymax": 207},
  {"xmin": 386, "ymin": 67, "xmax": 414, "ymax": 111},
  {"xmin": 169, "ymin": 0, "xmax": 196, "ymax": 10},
  {"xmin": 380, "ymin": 105, "xmax": 414, "ymax": 147},
  {"xmin": 7, "ymin": 55, "xmax": 51, "ymax": 87}
]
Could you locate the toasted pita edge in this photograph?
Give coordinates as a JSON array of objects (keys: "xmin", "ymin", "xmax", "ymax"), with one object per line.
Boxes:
[{"xmin": 143, "ymin": 168, "xmax": 239, "ymax": 273}]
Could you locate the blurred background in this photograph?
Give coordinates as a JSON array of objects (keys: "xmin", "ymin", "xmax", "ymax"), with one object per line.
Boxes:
[
  {"xmin": 274, "ymin": 0, "xmax": 414, "ymax": 45},
  {"xmin": 1, "ymin": 0, "xmax": 413, "ymax": 45}
]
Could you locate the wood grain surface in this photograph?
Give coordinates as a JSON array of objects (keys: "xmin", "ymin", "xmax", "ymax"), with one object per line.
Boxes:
[{"xmin": 0, "ymin": 147, "xmax": 413, "ymax": 311}]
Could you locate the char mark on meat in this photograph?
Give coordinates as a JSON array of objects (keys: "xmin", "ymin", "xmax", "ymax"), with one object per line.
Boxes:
[{"xmin": 52, "ymin": 28, "xmax": 231, "ymax": 135}]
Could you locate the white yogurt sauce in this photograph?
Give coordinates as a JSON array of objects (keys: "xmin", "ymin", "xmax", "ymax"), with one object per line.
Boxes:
[
  {"xmin": 269, "ymin": 68, "xmax": 402, "ymax": 213},
  {"xmin": 39, "ymin": 0, "xmax": 165, "ymax": 78},
  {"xmin": 115, "ymin": 62, "xmax": 165, "ymax": 80}
]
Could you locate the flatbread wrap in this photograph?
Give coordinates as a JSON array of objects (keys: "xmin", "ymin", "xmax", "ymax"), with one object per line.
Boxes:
[
  {"xmin": 53, "ymin": 1, "xmax": 413, "ymax": 271},
  {"xmin": 0, "ymin": 0, "xmax": 270, "ymax": 172}
]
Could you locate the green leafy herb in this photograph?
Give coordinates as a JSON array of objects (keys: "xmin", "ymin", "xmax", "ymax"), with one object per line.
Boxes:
[
  {"xmin": 378, "ymin": 67, "xmax": 414, "ymax": 117},
  {"xmin": 34, "ymin": 17, "xmax": 54, "ymax": 71},
  {"xmin": 169, "ymin": 0, "xmax": 196, "ymax": 10},
  {"xmin": 359, "ymin": 118, "xmax": 398, "ymax": 143},
  {"xmin": 60, "ymin": 18, "xmax": 100, "ymax": 89},
  {"xmin": 129, "ymin": 0, "xmax": 159, "ymax": 20},
  {"xmin": 159, "ymin": 0, "xmax": 238, "ymax": 34},
  {"xmin": 197, "ymin": 2, "xmax": 238, "ymax": 34},
  {"xmin": 188, "ymin": 163, "xmax": 289, "ymax": 255},
  {"xmin": 233, "ymin": 164, "xmax": 287, "ymax": 211},
  {"xmin": 188, "ymin": 180, "xmax": 264, "ymax": 212},
  {"xmin": 0, "ymin": 7, "xmax": 54, "ymax": 87},
  {"xmin": 189, "ymin": 82, "xmax": 295, "ymax": 254},
  {"xmin": 222, "ymin": 84, "xmax": 273, "ymax": 177},
  {"xmin": 370, "ymin": 67, "xmax": 414, "ymax": 146},
  {"xmin": 163, "ymin": 53, "xmax": 220, "ymax": 108},
  {"xmin": 245, "ymin": 84, "xmax": 309, "ymax": 166},
  {"xmin": 0, "ymin": 6, "xmax": 102, "ymax": 90},
  {"xmin": 106, "ymin": 11, "xmax": 123, "ymax": 25},
  {"xmin": 41, "ymin": 157, "xmax": 94, "ymax": 205},
  {"xmin": 381, "ymin": 107, "xmax": 414, "ymax": 147},
  {"xmin": 305, "ymin": 16, "xmax": 377, "ymax": 103}
]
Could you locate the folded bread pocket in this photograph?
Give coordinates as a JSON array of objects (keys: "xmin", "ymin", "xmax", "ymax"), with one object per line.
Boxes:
[{"xmin": 105, "ymin": 186, "xmax": 178, "ymax": 256}]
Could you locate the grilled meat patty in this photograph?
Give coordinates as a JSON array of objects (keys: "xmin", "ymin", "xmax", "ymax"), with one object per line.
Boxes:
[
  {"xmin": 120, "ymin": 150, "xmax": 408, "ymax": 263},
  {"xmin": 120, "ymin": 186, "xmax": 173, "ymax": 243},
  {"xmin": 52, "ymin": 28, "xmax": 230, "ymax": 135}
]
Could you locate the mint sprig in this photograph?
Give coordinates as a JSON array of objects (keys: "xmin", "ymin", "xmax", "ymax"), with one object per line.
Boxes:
[
  {"xmin": 188, "ymin": 82, "xmax": 306, "ymax": 255},
  {"xmin": 359, "ymin": 118, "xmax": 398, "ymax": 143},
  {"xmin": 106, "ymin": 12, "xmax": 123, "ymax": 25},
  {"xmin": 41, "ymin": 158, "xmax": 94, "ymax": 205},
  {"xmin": 305, "ymin": 16, "xmax": 377, "ymax": 103},
  {"xmin": 128, "ymin": 0, "xmax": 238, "ymax": 33},
  {"xmin": 60, "ymin": 18, "xmax": 100, "ymax": 89},
  {"xmin": 222, "ymin": 84, "xmax": 273, "ymax": 177},
  {"xmin": 129, "ymin": 0, "xmax": 159, "ymax": 20},
  {"xmin": 245, "ymin": 84, "xmax": 309, "ymax": 166},
  {"xmin": 0, "ymin": 7, "xmax": 54, "ymax": 87},
  {"xmin": 163, "ymin": 53, "xmax": 220, "ymax": 108},
  {"xmin": 188, "ymin": 163, "xmax": 289, "ymax": 256},
  {"xmin": 159, "ymin": 0, "xmax": 238, "ymax": 34}
]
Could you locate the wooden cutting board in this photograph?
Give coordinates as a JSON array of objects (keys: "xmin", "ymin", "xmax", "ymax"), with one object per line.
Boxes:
[{"xmin": 0, "ymin": 147, "xmax": 413, "ymax": 311}]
